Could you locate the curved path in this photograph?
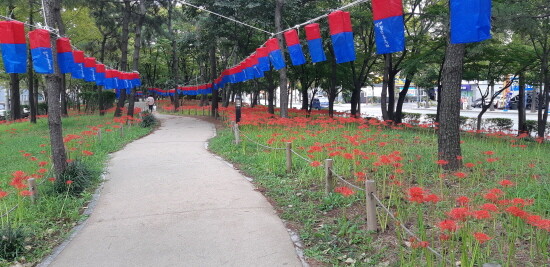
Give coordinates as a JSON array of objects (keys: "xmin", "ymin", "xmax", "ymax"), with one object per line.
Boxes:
[{"xmin": 43, "ymin": 114, "xmax": 302, "ymax": 267}]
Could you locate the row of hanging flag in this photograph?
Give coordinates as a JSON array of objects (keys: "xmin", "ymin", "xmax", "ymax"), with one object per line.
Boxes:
[
  {"xmin": 0, "ymin": 20, "xmax": 142, "ymax": 95},
  {"xmin": 1, "ymin": 0, "xmax": 491, "ymax": 97}
]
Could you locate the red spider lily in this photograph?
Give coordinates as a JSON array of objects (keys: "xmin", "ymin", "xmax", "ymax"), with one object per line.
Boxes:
[
  {"xmin": 436, "ymin": 159, "xmax": 448, "ymax": 166},
  {"xmin": 23, "ymin": 153, "xmax": 31, "ymax": 157},
  {"xmin": 486, "ymin": 157, "xmax": 499, "ymax": 163},
  {"xmin": 499, "ymin": 179, "xmax": 514, "ymax": 187},
  {"xmin": 334, "ymin": 186, "xmax": 355, "ymax": 197},
  {"xmin": 66, "ymin": 180, "xmax": 74, "ymax": 185},
  {"xmin": 0, "ymin": 191, "xmax": 8, "ymax": 198},
  {"xmin": 528, "ymin": 163, "xmax": 536, "ymax": 168},
  {"xmin": 453, "ymin": 172, "xmax": 467, "ymax": 178},
  {"xmin": 38, "ymin": 161, "xmax": 48, "ymax": 167},
  {"xmin": 48, "ymin": 177, "xmax": 56, "ymax": 182},
  {"xmin": 424, "ymin": 194, "xmax": 441, "ymax": 203},
  {"xmin": 439, "ymin": 234, "xmax": 451, "ymax": 241},
  {"xmin": 472, "ymin": 210, "xmax": 492, "ymax": 220},
  {"xmin": 40, "ymin": 151, "xmax": 46, "ymax": 154},
  {"xmin": 38, "ymin": 168, "xmax": 48, "ymax": 174},
  {"xmin": 407, "ymin": 187, "xmax": 426, "ymax": 203},
  {"xmin": 438, "ymin": 220, "xmax": 459, "ymax": 232},
  {"xmin": 473, "ymin": 232, "xmax": 491, "ymax": 243},
  {"xmin": 39, "ymin": 144, "xmax": 46, "ymax": 147},
  {"xmin": 482, "ymin": 151, "xmax": 495, "ymax": 155},
  {"xmin": 29, "ymin": 157, "xmax": 37, "ymax": 161},
  {"xmin": 464, "ymin": 162, "xmax": 476, "ymax": 168},
  {"xmin": 82, "ymin": 150, "xmax": 94, "ymax": 156},
  {"xmin": 310, "ymin": 161, "xmax": 321, "ymax": 167},
  {"xmin": 19, "ymin": 190, "xmax": 33, "ymax": 196},
  {"xmin": 456, "ymin": 196, "xmax": 470, "ymax": 206},
  {"xmin": 448, "ymin": 207, "xmax": 470, "ymax": 220},
  {"xmin": 505, "ymin": 206, "xmax": 528, "ymax": 219},
  {"xmin": 481, "ymin": 203, "xmax": 498, "ymax": 212},
  {"xmin": 10, "ymin": 171, "xmax": 28, "ymax": 190}
]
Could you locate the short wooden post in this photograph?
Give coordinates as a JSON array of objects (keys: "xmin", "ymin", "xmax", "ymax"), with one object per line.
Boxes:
[
  {"xmin": 120, "ymin": 124, "xmax": 124, "ymax": 137},
  {"xmin": 232, "ymin": 122, "xmax": 240, "ymax": 144},
  {"xmin": 285, "ymin": 142, "xmax": 292, "ymax": 173},
  {"xmin": 365, "ymin": 180, "xmax": 377, "ymax": 231},
  {"xmin": 28, "ymin": 178, "xmax": 38, "ymax": 204},
  {"xmin": 324, "ymin": 159, "xmax": 334, "ymax": 195}
]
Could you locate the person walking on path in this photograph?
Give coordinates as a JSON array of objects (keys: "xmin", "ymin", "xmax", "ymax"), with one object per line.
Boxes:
[{"xmin": 146, "ymin": 95, "xmax": 155, "ymax": 112}]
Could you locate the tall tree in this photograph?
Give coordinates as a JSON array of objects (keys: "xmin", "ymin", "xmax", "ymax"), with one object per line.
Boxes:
[
  {"xmin": 7, "ymin": 2, "xmax": 21, "ymax": 121},
  {"xmin": 438, "ymin": 42, "xmax": 465, "ymax": 171},
  {"xmin": 114, "ymin": 0, "xmax": 131, "ymax": 117},
  {"xmin": 44, "ymin": 0, "xmax": 68, "ymax": 177},
  {"xmin": 275, "ymin": 0, "xmax": 288, "ymax": 118},
  {"xmin": 128, "ymin": 0, "xmax": 147, "ymax": 117}
]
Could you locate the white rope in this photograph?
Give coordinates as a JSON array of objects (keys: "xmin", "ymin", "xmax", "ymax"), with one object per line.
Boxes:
[
  {"xmin": 41, "ymin": 0, "xmax": 48, "ymax": 28},
  {"xmin": 179, "ymin": 1, "xmax": 274, "ymax": 35},
  {"xmin": 330, "ymin": 169, "xmax": 365, "ymax": 191},
  {"xmin": 371, "ymin": 193, "xmax": 452, "ymax": 264},
  {"xmin": 0, "ymin": 204, "xmax": 19, "ymax": 218},
  {"xmin": 240, "ymin": 131, "xmax": 286, "ymax": 150}
]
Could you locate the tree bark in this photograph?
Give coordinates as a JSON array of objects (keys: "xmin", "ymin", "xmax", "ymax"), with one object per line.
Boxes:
[
  {"xmin": 395, "ymin": 78, "xmax": 413, "ymax": 124},
  {"xmin": 275, "ymin": 0, "xmax": 288, "ymax": 118},
  {"xmin": 168, "ymin": 0, "xmax": 180, "ymax": 112},
  {"xmin": 28, "ymin": 0, "xmax": 37, "ymax": 123},
  {"xmin": 44, "ymin": 0, "xmax": 67, "ymax": 177},
  {"xmin": 518, "ymin": 73, "xmax": 527, "ymax": 134},
  {"xmin": 114, "ymin": 0, "xmax": 132, "ymax": 117},
  {"xmin": 381, "ymin": 54, "xmax": 391, "ymax": 121},
  {"xmin": 210, "ymin": 43, "xmax": 219, "ymax": 117},
  {"xmin": 537, "ymin": 51, "xmax": 549, "ymax": 138},
  {"xmin": 128, "ymin": 0, "xmax": 146, "ymax": 117},
  {"xmin": 438, "ymin": 43, "xmax": 465, "ymax": 171}
]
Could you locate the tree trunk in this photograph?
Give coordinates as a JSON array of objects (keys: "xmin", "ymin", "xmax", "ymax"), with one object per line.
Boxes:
[
  {"xmin": 438, "ymin": 43, "xmax": 465, "ymax": 171},
  {"xmin": 114, "ymin": 0, "xmax": 131, "ymax": 117},
  {"xmin": 537, "ymin": 52, "xmax": 549, "ymax": 138},
  {"xmin": 168, "ymin": 0, "xmax": 179, "ymax": 112},
  {"xmin": 328, "ymin": 54, "xmax": 338, "ymax": 118},
  {"xmin": 44, "ymin": 0, "xmax": 67, "ymax": 177},
  {"xmin": 518, "ymin": 73, "xmax": 527, "ymax": 134},
  {"xmin": 388, "ymin": 70, "xmax": 396, "ymax": 121},
  {"xmin": 210, "ymin": 43, "xmax": 219, "ymax": 117},
  {"xmin": 128, "ymin": 0, "xmax": 146, "ymax": 117},
  {"xmin": 275, "ymin": 0, "xmax": 288, "ymax": 118},
  {"xmin": 489, "ymin": 82, "xmax": 495, "ymax": 111},
  {"xmin": 395, "ymin": 78, "xmax": 413, "ymax": 124},
  {"xmin": 9, "ymin": 74, "xmax": 21, "ymax": 121},
  {"xmin": 266, "ymin": 73, "xmax": 275, "ymax": 114},
  {"xmin": 50, "ymin": 0, "xmax": 68, "ymax": 117},
  {"xmin": 380, "ymin": 54, "xmax": 391, "ymax": 120},
  {"xmin": 28, "ymin": 0, "xmax": 37, "ymax": 123}
]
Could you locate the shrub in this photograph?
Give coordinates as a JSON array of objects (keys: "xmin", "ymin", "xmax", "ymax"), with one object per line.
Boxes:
[
  {"xmin": 37, "ymin": 102, "xmax": 48, "ymax": 115},
  {"xmin": 486, "ymin": 118, "xmax": 513, "ymax": 131},
  {"xmin": 402, "ymin": 113, "xmax": 422, "ymax": 124},
  {"xmin": 54, "ymin": 160, "xmax": 97, "ymax": 196},
  {"xmin": 140, "ymin": 111, "xmax": 157, "ymax": 128},
  {"xmin": 423, "ymin": 114, "xmax": 437, "ymax": 124},
  {"xmin": 0, "ymin": 227, "xmax": 27, "ymax": 261},
  {"xmin": 459, "ymin": 116, "xmax": 469, "ymax": 127}
]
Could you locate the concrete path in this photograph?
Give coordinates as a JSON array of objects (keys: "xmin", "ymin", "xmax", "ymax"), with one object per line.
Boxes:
[{"xmin": 44, "ymin": 114, "xmax": 302, "ymax": 267}]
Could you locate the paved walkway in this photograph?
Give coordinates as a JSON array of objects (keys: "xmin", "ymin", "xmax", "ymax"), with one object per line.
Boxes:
[{"xmin": 42, "ymin": 114, "xmax": 302, "ymax": 267}]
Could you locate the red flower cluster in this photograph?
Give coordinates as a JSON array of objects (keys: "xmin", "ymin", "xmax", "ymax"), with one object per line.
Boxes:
[
  {"xmin": 407, "ymin": 187, "xmax": 440, "ymax": 204},
  {"xmin": 334, "ymin": 186, "xmax": 355, "ymax": 197}
]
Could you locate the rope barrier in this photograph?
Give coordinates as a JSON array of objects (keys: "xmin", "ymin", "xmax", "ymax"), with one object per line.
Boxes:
[
  {"xmin": 371, "ymin": 193, "xmax": 452, "ymax": 265},
  {"xmin": 238, "ymin": 129, "xmax": 287, "ymax": 150},
  {"xmin": 0, "ymin": 204, "xmax": 19, "ymax": 218},
  {"xmin": 330, "ymin": 169, "xmax": 365, "ymax": 192}
]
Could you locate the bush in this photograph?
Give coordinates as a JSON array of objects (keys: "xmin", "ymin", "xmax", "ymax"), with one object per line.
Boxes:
[
  {"xmin": 140, "ymin": 111, "xmax": 157, "ymax": 128},
  {"xmin": 37, "ymin": 102, "xmax": 48, "ymax": 115},
  {"xmin": 402, "ymin": 112, "xmax": 422, "ymax": 124},
  {"xmin": 486, "ymin": 118, "xmax": 513, "ymax": 131},
  {"xmin": 0, "ymin": 227, "xmax": 27, "ymax": 261},
  {"xmin": 53, "ymin": 160, "xmax": 97, "ymax": 196},
  {"xmin": 423, "ymin": 114, "xmax": 437, "ymax": 124}
]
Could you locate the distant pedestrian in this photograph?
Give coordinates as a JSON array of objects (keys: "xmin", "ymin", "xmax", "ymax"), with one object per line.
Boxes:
[{"xmin": 146, "ymin": 95, "xmax": 155, "ymax": 112}]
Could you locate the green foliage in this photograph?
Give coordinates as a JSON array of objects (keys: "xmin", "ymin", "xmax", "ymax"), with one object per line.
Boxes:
[
  {"xmin": 486, "ymin": 118, "xmax": 514, "ymax": 131},
  {"xmin": 139, "ymin": 111, "xmax": 157, "ymax": 128},
  {"xmin": 0, "ymin": 227, "xmax": 27, "ymax": 261},
  {"xmin": 54, "ymin": 160, "xmax": 97, "ymax": 196},
  {"xmin": 37, "ymin": 103, "xmax": 48, "ymax": 115}
]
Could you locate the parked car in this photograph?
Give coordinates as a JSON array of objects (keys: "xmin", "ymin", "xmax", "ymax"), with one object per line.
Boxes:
[
  {"xmin": 471, "ymin": 98, "xmax": 498, "ymax": 109},
  {"xmin": 311, "ymin": 97, "xmax": 329, "ymax": 110}
]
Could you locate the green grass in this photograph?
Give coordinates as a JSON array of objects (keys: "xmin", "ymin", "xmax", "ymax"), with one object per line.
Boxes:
[
  {"xmin": 207, "ymin": 109, "xmax": 550, "ymax": 266},
  {"xmin": 0, "ymin": 113, "xmax": 153, "ymax": 265}
]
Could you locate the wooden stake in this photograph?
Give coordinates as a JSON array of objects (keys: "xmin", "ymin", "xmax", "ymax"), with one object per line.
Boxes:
[
  {"xmin": 232, "ymin": 122, "xmax": 240, "ymax": 144},
  {"xmin": 120, "ymin": 124, "xmax": 124, "ymax": 137},
  {"xmin": 324, "ymin": 159, "xmax": 334, "ymax": 195},
  {"xmin": 285, "ymin": 142, "xmax": 292, "ymax": 173},
  {"xmin": 365, "ymin": 180, "xmax": 378, "ymax": 231},
  {"xmin": 28, "ymin": 178, "xmax": 38, "ymax": 204},
  {"xmin": 97, "ymin": 128, "xmax": 102, "ymax": 142}
]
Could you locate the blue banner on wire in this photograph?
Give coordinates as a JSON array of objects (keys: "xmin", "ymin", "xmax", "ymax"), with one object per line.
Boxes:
[{"xmin": 450, "ymin": 0, "xmax": 492, "ymax": 44}]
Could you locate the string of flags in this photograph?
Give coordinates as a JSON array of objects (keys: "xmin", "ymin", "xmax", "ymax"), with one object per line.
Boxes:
[
  {"xmin": 0, "ymin": 19, "xmax": 141, "ymax": 97},
  {"xmin": 1, "ymin": 0, "xmax": 491, "ymax": 98}
]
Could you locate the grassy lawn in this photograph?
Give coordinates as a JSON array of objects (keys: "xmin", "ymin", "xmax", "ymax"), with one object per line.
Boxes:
[
  {"xmin": 205, "ymin": 106, "xmax": 549, "ymax": 266},
  {"xmin": 0, "ymin": 112, "xmax": 154, "ymax": 266}
]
